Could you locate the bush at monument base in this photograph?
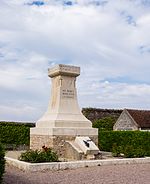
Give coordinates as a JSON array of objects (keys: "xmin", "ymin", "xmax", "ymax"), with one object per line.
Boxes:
[
  {"xmin": 99, "ymin": 131, "xmax": 150, "ymax": 157},
  {"xmin": 0, "ymin": 142, "xmax": 5, "ymax": 184},
  {"xmin": 19, "ymin": 146, "xmax": 59, "ymax": 163}
]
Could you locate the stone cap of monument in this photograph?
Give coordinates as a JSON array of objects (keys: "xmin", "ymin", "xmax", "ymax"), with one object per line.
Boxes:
[{"xmin": 48, "ymin": 64, "xmax": 80, "ymax": 77}]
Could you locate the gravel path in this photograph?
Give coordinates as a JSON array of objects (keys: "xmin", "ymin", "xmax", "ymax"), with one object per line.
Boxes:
[{"xmin": 3, "ymin": 163, "xmax": 150, "ymax": 184}]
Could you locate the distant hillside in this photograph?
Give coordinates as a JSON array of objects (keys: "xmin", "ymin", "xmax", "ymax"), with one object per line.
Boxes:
[
  {"xmin": 82, "ymin": 108, "xmax": 122, "ymax": 123},
  {"xmin": 0, "ymin": 121, "xmax": 35, "ymax": 127}
]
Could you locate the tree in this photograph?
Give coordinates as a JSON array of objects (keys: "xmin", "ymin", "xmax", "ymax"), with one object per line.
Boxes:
[{"xmin": 93, "ymin": 117, "xmax": 117, "ymax": 131}]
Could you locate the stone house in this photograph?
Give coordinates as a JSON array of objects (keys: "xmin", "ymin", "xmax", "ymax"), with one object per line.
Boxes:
[{"xmin": 113, "ymin": 109, "xmax": 150, "ymax": 131}]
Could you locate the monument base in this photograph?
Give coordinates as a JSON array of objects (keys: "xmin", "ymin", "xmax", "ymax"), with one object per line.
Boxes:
[{"xmin": 30, "ymin": 127, "xmax": 98, "ymax": 160}]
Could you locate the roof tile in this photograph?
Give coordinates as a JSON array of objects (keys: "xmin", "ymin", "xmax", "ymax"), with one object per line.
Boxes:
[{"xmin": 127, "ymin": 109, "xmax": 150, "ymax": 128}]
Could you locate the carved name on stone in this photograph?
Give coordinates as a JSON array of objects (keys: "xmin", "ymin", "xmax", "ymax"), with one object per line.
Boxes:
[{"xmin": 62, "ymin": 89, "xmax": 75, "ymax": 98}]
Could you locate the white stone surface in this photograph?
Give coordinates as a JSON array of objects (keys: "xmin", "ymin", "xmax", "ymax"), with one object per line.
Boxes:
[
  {"xmin": 5, "ymin": 157, "xmax": 30, "ymax": 171},
  {"xmin": 30, "ymin": 127, "xmax": 98, "ymax": 136},
  {"xmin": 31, "ymin": 64, "xmax": 98, "ymax": 137},
  {"xmin": 5, "ymin": 156, "xmax": 150, "ymax": 172},
  {"xmin": 66, "ymin": 141, "xmax": 83, "ymax": 153},
  {"xmin": 36, "ymin": 64, "xmax": 92, "ymax": 129},
  {"xmin": 75, "ymin": 136, "xmax": 99, "ymax": 155},
  {"xmin": 48, "ymin": 64, "xmax": 80, "ymax": 78}
]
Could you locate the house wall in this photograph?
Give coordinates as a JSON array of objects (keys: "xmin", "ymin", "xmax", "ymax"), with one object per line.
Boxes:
[
  {"xmin": 113, "ymin": 111, "xmax": 138, "ymax": 131},
  {"xmin": 140, "ymin": 128, "xmax": 150, "ymax": 131}
]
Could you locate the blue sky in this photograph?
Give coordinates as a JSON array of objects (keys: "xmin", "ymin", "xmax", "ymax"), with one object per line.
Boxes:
[{"xmin": 0, "ymin": 0, "xmax": 150, "ymax": 121}]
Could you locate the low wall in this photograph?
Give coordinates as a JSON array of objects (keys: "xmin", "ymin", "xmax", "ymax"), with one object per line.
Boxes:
[{"xmin": 5, "ymin": 156, "xmax": 150, "ymax": 172}]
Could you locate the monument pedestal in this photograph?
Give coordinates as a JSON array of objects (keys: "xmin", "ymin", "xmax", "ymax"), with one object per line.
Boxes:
[
  {"xmin": 30, "ymin": 128, "xmax": 98, "ymax": 159},
  {"xmin": 30, "ymin": 64, "xmax": 99, "ymax": 160}
]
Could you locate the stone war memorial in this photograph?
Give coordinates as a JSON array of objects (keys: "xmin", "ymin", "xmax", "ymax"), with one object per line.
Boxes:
[{"xmin": 30, "ymin": 64, "xmax": 99, "ymax": 160}]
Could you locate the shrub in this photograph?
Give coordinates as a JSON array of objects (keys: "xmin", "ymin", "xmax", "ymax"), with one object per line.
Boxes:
[
  {"xmin": 99, "ymin": 131, "xmax": 150, "ymax": 157},
  {"xmin": 112, "ymin": 144, "xmax": 146, "ymax": 158},
  {"xmin": 19, "ymin": 146, "xmax": 59, "ymax": 163},
  {"xmin": 93, "ymin": 117, "xmax": 117, "ymax": 131},
  {"xmin": 112, "ymin": 143, "xmax": 123, "ymax": 157},
  {"xmin": 0, "ymin": 142, "xmax": 5, "ymax": 184},
  {"xmin": 0, "ymin": 121, "xmax": 35, "ymax": 149}
]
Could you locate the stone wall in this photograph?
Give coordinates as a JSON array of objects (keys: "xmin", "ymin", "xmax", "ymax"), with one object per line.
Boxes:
[{"xmin": 30, "ymin": 135, "xmax": 98, "ymax": 160}]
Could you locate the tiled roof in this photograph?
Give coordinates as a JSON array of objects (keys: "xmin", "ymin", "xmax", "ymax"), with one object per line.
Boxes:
[{"xmin": 127, "ymin": 109, "xmax": 150, "ymax": 128}]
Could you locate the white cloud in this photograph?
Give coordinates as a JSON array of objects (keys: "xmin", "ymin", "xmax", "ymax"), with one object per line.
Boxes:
[
  {"xmin": 0, "ymin": 0, "xmax": 150, "ymax": 121},
  {"xmin": 79, "ymin": 81, "xmax": 150, "ymax": 109},
  {"xmin": 0, "ymin": 104, "xmax": 43, "ymax": 121}
]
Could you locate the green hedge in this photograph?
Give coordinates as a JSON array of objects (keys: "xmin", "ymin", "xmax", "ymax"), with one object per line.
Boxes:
[
  {"xmin": 99, "ymin": 131, "xmax": 150, "ymax": 157},
  {"xmin": 0, "ymin": 122, "xmax": 35, "ymax": 148},
  {"xmin": 0, "ymin": 142, "xmax": 5, "ymax": 184},
  {"xmin": 1, "ymin": 122, "xmax": 150, "ymax": 158}
]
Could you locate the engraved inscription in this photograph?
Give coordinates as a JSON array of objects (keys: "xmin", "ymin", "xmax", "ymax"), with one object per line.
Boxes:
[
  {"xmin": 62, "ymin": 89, "xmax": 75, "ymax": 98},
  {"xmin": 59, "ymin": 64, "xmax": 79, "ymax": 73},
  {"xmin": 48, "ymin": 64, "xmax": 80, "ymax": 76}
]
